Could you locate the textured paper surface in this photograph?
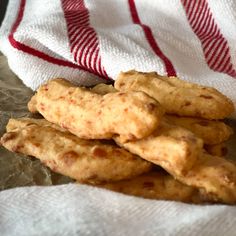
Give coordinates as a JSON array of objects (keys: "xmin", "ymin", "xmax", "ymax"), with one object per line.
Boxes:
[{"xmin": 0, "ymin": 54, "xmax": 73, "ymax": 189}]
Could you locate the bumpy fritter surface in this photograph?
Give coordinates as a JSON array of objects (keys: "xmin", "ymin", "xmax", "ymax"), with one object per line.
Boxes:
[
  {"xmin": 28, "ymin": 78, "xmax": 164, "ymax": 142},
  {"xmin": 115, "ymin": 70, "xmax": 234, "ymax": 119},
  {"xmin": 166, "ymin": 115, "xmax": 233, "ymax": 145},
  {"xmin": 114, "ymin": 120, "xmax": 203, "ymax": 176},
  {"xmin": 96, "ymin": 170, "xmax": 203, "ymax": 204},
  {"xmin": 1, "ymin": 119, "xmax": 152, "ymax": 183}
]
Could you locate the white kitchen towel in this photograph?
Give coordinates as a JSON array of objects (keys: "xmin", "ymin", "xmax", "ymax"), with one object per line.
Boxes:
[
  {"xmin": 1, "ymin": 1, "xmax": 236, "ymax": 235},
  {"xmin": 0, "ymin": 0, "xmax": 236, "ymax": 116},
  {"xmin": 1, "ymin": 183, "xmax": 236, "ymax": 236}
]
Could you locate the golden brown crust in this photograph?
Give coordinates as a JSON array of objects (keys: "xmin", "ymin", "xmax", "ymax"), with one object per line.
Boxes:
[
  {"xmin": 27, "ymin": 94, "xmax": 38, "ymax": 113},
  {"xmin": 91, "ymin": 83, "xmax": 117, "ymax": 95},
  {"xmin": 28, "ymin": 78, "xmax": 164, "ymax": 142},
  {"xmin": 166, "ymin": 115, "xmax": 233, "ymax": 145},
  {"xmin": 204, "ymin": 143, "xmax": 228, "ymax": 157},
  {"xmin": 6, "ymin": 117, "xmax": 67, "ymax": 133},
  {"xmin": 2, "ymin": 118, "xmax": 152, "ymax": 183},
  {"xmin": 115, "ymin": 70, "xmax": 234, "ymax": 119},
  {"xmin": 95, "ymin": 170, "xmax": 203, "ymax": 204},
  {"xmin": 178, "ymin": 153, "xmax": 236, "ymax": 204},
  {"xmin": 4, "ymin": 75, "xmax": 236, "ymax": 205},
  {"xmin": 115, "ymin": 120, "xmax": 236, "ymax": 204},
  {"xmin": 114, "ymin": 120, "xmax": 203, "ymax": 176}
]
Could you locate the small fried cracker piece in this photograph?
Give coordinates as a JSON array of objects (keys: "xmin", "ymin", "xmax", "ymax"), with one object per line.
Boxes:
[
  {"xmin": 28, "ymin": 78, "xmax": 164, "ymax": 142},
  {"xmin": 91, "ymin": 83, "xmax": 117, "ymax": 95},
  {"xmin": 115, "ymin": 70, "xmax": 234, "ymax": 119},
  {"xmin": 95, "ymin": 171, "xmax": 203, "ymax": 204},
  {"xmin": 114, "ymin": 120, "xmax": 203, "ymax": 176},
  {"xmin": 165, "ymin": 115, "xmax": 233, "ymax": 145},
  {"xmin": 178, "ymin": 153, "xmax": 236, "ymax": 204},
  {"xmin": 204, "ymin": 143, "xmax": 228, "ymax": 157},
  {"xmin": 1, "ymin": 119, "xmax": 152, "ymax": 183}
]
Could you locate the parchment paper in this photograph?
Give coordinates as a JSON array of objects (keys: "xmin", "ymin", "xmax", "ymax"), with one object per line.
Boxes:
[
  {"xmin": 0, "ymin": 54, "xmax": 235, "ymax": 191},
  {"xmin": 0, "ymin": 54, "xmax": 73, "ymax": 190}
]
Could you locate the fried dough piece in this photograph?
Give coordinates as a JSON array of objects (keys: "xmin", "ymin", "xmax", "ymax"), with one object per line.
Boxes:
[
  {"xmin": 6, "ymin": 117, "xmax": 67, "ymax": 133},
  {"xmin": 91, "ymin": 83, "xmax": 117, "ymax": 95},
  {"xmin": 1, "ymin": 119, "xmax": 152, "ymax": 183},
  {"xmin": 178, "ymin": 154, "xmax": 236, "ymax": 204},
  {"xmin": 166, "ymin": 115, "xmax": 233, "ymax": 145},
  {"xmin": 28, "ymin": 78, "xmax": 164, "ymax": 142},
  {"xmin": 114, "ymin": 120, "xmax": 203, "ymax": 176},
  {"xmin": 89, "ymin": 83, "xmax": 233, "ymax": 145},
  {"xmin": 90, "ymin": 84, "xmax": 233, "ymax": 147},
  {"xmin": 95, "ymin": 171, "xmax": 203, "ymax": 204},
  {"xmin": 204, "ymin": 143, "xmax": 228, "ymax": 157},
  {"xmin": 115, "ymin": 70, "xmax": 234, "ymax": 119}
]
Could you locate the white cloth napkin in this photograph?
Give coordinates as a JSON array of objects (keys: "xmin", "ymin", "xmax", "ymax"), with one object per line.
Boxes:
[
  {"xmin": 1, "ymin": 0, "xmax": 236, "ymax": 235},
  {"xmin": 1, "ymin": 184, "xmax": 236, "ymax": 236}
]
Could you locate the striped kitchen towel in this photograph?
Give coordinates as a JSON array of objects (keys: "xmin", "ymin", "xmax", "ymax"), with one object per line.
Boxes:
[{"xmin": 0, "ymin": 0, "xmax": 236, "ymax": 115}]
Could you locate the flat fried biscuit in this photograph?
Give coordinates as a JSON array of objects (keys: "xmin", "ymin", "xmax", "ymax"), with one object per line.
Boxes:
[
  {"xmin": 115, "ymin": 70, "xmax": 234, "ymax": 119},
  {"xmin": 6, "ymin": 117, "xmax": 67, "ymax": 133},
  {"xmin": 114, "ymin": 120, "xmax": 203, "ymax": 176},
  {"xmin": 1, "ymin": 119, "xmax": 152, "ymax": 183},
  {"xmin": 28, "ymin": 78, "xmax": 164, "ymax": 142},
  {"xmin": 178, "ymin": 153, "xmax": 236, "ymax": 204},
  {"xmin": 166, "ymin": 115, "xmax": 233, "ymax": 145}
]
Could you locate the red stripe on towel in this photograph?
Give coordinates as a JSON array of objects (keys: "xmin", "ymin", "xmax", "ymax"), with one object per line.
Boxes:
[
  {"xmin": 61, "ymin": 0, "xmax": 108, "ymax": 78},
  {"xmin": 8, "ymin": 0, "xmax": 111, "ymax": 80},
  {"xmin": 128, "ymin": 0, "xmax": 177, "ymax": 77},
  {"xmin": 181, "ymin": 0, "xmax": 236, "ymax": 78}
]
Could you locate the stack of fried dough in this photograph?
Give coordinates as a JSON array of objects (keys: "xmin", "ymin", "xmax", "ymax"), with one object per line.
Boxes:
[{"xmin": 1, "ymin": 70, "xmax": 236, "ymax": 205}]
